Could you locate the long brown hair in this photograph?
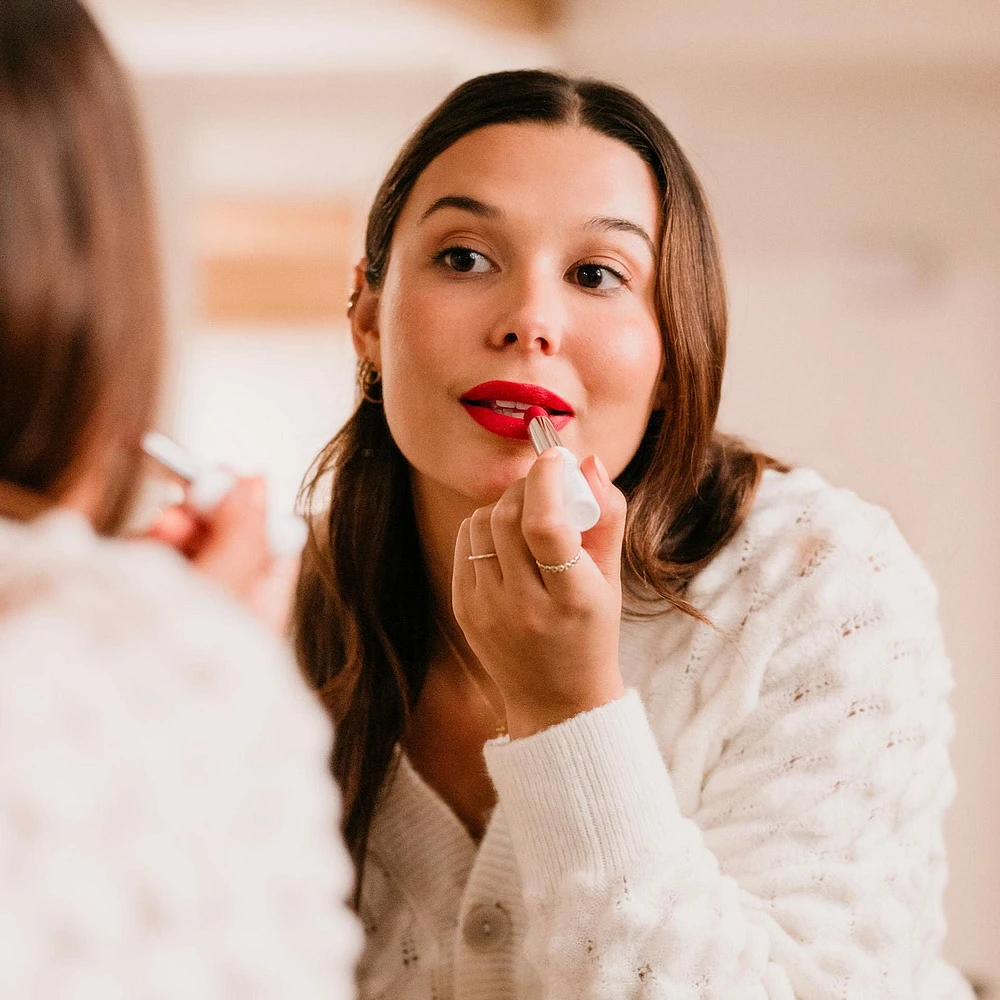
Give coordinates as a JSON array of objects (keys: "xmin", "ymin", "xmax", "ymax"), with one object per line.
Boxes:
[
  {"xmin": 295, "ymin": 70, "xmax": 783, "ymax": 884},
  {"xmin": 0, "ymin": 0, "xmax": 162, "ymax": 534}
]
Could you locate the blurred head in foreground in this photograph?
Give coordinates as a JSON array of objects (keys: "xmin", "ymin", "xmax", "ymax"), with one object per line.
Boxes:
[{"xmin": 0, "ymin": 0, "xmax": 161, "ymax": 534}]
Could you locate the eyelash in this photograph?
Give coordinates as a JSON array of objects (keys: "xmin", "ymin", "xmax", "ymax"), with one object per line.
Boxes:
[{"xmin": 432, "ymin": 245, "xmax": 629, "ymax": 291}]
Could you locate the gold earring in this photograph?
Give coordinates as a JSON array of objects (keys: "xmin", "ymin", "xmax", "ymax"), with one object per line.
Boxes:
[{"xmin": 356, "ymin": 358, "xmax": 382, "ymax": 404}]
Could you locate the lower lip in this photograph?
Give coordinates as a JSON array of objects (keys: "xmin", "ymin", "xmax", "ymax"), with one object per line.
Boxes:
[{"xmin": 461, "ymin": 403, "xmax": 572, "ymax": 439}]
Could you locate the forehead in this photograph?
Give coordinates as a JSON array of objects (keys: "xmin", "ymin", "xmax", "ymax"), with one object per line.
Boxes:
[{"xmin": 398, "ymin": 122, "xmax": 662, "ymax": 234}]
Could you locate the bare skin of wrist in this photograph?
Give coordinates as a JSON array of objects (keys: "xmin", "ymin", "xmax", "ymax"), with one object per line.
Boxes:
[{"xmin": 502, "ymin": 673, "xmax": 626, "ymax": 740}]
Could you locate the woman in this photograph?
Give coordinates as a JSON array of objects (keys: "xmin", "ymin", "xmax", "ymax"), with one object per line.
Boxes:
[
  {"xmin": 0, "ymin": 1, "xmax": 359, "ymax": 995},
  {"xmin": 296, "ymin": 71, "xmax": 972, "ymax": 998}
]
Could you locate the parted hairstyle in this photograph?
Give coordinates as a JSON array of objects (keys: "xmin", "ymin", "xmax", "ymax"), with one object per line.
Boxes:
[
  {"xmin": 294, "ymin": 69, "xmax": 783, "ymax": 888},
  {"xmin": 0, "ymin": 0, "xmax": 161, "ymax": 533}
]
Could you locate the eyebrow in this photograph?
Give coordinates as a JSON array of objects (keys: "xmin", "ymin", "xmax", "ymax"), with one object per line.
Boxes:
[
  {"xmin": 585, "ymin": 216, "xmax": 656, "ymax": 255},
  {"xmin": 420, "ymin": 195, "xmax": 504, "ymax": 223},
  {"xmin": 419, "ymin": 197, "xmax": 655, "ymax": 256}
]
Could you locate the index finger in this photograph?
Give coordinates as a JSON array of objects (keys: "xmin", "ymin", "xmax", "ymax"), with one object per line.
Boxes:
[{"xmin": 521, "ymin": 450, "xmax": 582, "ymax": 572}]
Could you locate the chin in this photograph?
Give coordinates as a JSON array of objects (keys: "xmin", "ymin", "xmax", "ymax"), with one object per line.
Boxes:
[
  {"xmin": 461, "ymin": 457, "xmax": 534, "ymax": 507},
  {"xmin": 465, "ymin": 475, "xmax": 519, "ymax": 507}
]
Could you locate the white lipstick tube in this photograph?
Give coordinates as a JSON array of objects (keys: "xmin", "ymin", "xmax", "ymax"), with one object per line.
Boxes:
[{"xmin": 526, "ymin": 413, "xmax": 601, "ymax": 532}]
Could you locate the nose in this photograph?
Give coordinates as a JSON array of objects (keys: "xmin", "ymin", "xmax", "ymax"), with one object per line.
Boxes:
[{"xmin": 487, "ymin": 265, "xmax": 565, "ymax": 355}]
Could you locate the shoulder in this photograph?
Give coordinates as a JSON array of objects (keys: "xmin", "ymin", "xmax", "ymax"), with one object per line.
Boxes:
[
  {"xmin": 0, "ymin": 512, "xmax": 331, "ymax": 764},
  {"xmin": 685, "ymin": 467, "xmax": 953, "ymax": 743},
  {"xmin": 688, "ymin": 466, "xmax": 938, "ymax": 628},
  {"xmin": 2, "ymin": 511, "xmax": 280, "ymax": 672},
  {"xmin": 623, "ymin": 467, "xmax": 950, "ymax": 734},
  {"xmin": 622, "ymin": 469, "xmax": 955, "ymax": 822}
]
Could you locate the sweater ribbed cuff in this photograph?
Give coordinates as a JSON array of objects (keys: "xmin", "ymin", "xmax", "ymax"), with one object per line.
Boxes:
[{"xmin": 483, "ymin": 690, "xmax": 683, "ymax": 898}]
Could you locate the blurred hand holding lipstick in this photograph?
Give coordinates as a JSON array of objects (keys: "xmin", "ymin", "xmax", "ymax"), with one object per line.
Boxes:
[{"xmin": 140, "ymin": 432, "xmax": 307, "ymax": 635}]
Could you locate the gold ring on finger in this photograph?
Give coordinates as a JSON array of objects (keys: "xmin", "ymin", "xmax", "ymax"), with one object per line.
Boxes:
[{"xmin": 535, "ymin": 548, "xmax": 583, "ymax": 573}]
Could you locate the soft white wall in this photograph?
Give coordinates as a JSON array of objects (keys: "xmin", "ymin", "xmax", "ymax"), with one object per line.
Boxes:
[{"xmin": 171, "ymin": 329, "xmax": 357, "ymax": 513}]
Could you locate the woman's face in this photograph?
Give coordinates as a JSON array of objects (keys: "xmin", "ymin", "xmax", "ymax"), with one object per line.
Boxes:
[{"xmin": 358, "ymin": 122, "xmax": 664, "ymax": 509}]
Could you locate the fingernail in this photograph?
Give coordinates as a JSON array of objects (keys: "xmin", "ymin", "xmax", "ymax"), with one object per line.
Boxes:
[{"xmin": 593, "ymin": 455, "xmax": 611, "ymax": 490}]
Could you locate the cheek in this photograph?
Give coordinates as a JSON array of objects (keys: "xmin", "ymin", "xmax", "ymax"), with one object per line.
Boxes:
[
  {"xmin": 376, "ymin": 281, "xmax": 468, "ymax": 466},
  {"xmin": 585, "ymin": 321, "xmax": 663, "ymax": 474},
  {"xmin": 380, "ymin": 278, "xmax": 467, "ymax": 382},
  {"xmin": 614, "ymin": 331, "xmax": 661, "ymax": 383},
  {"xmin": 591, "ymin": 317, "xmax": 663, "ymax": 408}
]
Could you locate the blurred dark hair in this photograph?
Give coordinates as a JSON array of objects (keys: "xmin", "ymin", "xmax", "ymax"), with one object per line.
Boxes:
[
  {"xmin": 0, "ymin": 0, "xmax": 162, "ymax": 533},
  {"xmin": 295, "ymin": 69, "xmax": 784, "ymax": 891}
]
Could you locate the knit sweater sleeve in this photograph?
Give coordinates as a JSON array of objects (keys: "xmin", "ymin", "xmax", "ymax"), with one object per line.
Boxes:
[{"xmin": 483, "ymin": 482, "xmax": 971, "ymax": 1000}]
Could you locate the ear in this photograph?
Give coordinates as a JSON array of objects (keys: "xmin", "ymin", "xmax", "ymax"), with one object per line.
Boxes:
[{"xmin": 349, "ymin": 258, "xmax": 381, "ymax": 368}]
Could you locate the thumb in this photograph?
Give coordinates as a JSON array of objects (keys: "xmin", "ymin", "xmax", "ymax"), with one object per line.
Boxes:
[{"xmin": 579, "ymin": 454, "xmax": 626, "ymax": 583}]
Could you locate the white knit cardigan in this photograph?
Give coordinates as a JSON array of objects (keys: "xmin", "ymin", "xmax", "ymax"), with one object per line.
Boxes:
[
  {"xmin": 0, "ymin": 512, "xmax": 361, "ymax": 999},
  {"xmin": 358, "ymin": 467, "xmax": 973, "ymax": 1000}
]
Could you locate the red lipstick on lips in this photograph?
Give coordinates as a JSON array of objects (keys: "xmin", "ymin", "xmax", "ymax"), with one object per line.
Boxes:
[{"xmin": 460, "ymin": 380, "xmax": 573, "ymax": 440}]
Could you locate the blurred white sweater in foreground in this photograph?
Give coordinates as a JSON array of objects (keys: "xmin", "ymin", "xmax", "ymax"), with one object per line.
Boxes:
[{"xmin": 0, "ymin": 511, "xmax": 361, "ymax": 999}]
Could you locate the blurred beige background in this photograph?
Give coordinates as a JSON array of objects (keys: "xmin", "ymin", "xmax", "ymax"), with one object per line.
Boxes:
[{"xmin": 90, "ymin": 0, "xmax": 999, "ymax": 992}]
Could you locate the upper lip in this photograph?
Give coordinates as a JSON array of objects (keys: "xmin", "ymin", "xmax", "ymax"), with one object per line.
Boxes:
[{"xmin": 460, "ymin": 380, "xmax": 573, "ymax": 414}]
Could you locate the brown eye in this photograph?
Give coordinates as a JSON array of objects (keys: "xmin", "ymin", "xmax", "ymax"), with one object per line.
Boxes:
[
  {"xmin": 441, "ymin": 248, "xmax": 491, "ymax": 273},
  {"xmin": 572, "ymin": 263, "xmax": 624, "ymax": 290}
]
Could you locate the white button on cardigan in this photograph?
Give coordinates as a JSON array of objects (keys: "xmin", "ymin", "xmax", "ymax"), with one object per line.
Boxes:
[{"xmin": 462, "ymin": 902, "xmax": 512, "ymax": 951}]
